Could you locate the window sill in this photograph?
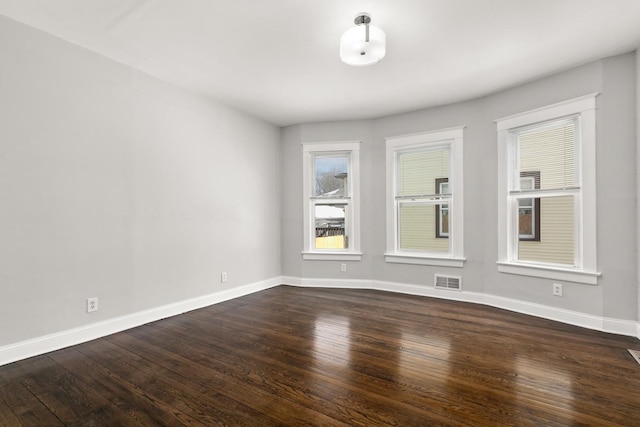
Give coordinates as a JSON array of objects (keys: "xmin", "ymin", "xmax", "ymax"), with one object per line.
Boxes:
[
  {"xmin": 385, "ymin": 253, "xmax": 465, "ymax": 267},
  {"xmin": 302, "ymin": 252, "xmax": 363, "ymax": 261},
  {"xmin": 496, "ymin": 262, "xmax": 600, "ymax": 285}
]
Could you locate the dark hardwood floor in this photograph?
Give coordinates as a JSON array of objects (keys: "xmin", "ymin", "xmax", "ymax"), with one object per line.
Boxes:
[{"xmin": 1, "ymin": 285, "xmax": 639, "ymax": 426}]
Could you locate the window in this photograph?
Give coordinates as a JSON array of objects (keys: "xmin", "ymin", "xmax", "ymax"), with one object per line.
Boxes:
[
  {"xmin": 496, "ymin": 94, "xmax": 600, "ymax": 284},
  {"xmin": 518, "ymin": 172, "xmax": 540, "ymax": 241},
  {"xmin": 435, "ymin": 178, "xmax": 449, "ymax": 238},
  {"xmin": 385, "ymin": 127, "xmax": 464, "ymax": 267},
  {"xmin": 302, "ymin": 141, "xmax": 361, "ymax": 260}
]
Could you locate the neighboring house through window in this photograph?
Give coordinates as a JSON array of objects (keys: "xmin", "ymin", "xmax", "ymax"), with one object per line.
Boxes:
[
  {"xmin": 435, "ymin": 178, "xmax": 449, "ymax": 238},
  {"xmin": 518, "ymin": 171, "xmax": 540, "ymax": 241},
  {"xmin": 302, "ymin": 141, "xmax": 361, "ymax": 261}
]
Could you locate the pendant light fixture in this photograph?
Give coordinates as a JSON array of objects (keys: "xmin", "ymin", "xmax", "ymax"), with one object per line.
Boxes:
[{"xmin": 340, "ymin": 13, "xmax": 386, "ymax": 66}]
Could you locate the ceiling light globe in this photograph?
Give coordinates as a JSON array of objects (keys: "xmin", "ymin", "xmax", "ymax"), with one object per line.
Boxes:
[{"xmin": 340, "ymin": 25, "xmax": 386, "ymax": 66}]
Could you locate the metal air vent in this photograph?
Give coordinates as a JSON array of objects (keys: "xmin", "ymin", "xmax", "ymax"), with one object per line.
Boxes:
[{"xmin": 434, "ymin": 274, "xmax": 462, "ymax": 291}]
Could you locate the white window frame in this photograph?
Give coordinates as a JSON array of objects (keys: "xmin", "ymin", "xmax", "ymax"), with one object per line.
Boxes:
[
  {"xmin": 302, "ymin": 141, "xmax": 362, "ymax": 261},
  {"xmin": 437, "ymin": 180, "xmax": 450, "ymax": 238},
  {"xmin": 496, "ymin": 94, "xmax": 601, "ymax": 285},
  {"xmin": 518, "ymin": 174, "xmax": 538, "ymax": 240},
  {"xmin": 385, "ymin": 127, "xmax": 465, "ymax": 267}
]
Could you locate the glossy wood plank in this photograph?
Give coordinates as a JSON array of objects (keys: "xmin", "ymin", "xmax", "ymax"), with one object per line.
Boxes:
[
  {"xmin": 48, "ymin": 347, "xmax": 197, "ymax": 427},
  {"xmin": 0, "ymin": 382, "xmax": 66, "ymax": 426},
  {"xmin": 119, "ymin": 319, "xmax": 427, "ymax": 426},
  {"xmin": 79, "ymin": 338, "xmax": 289, "ymax": 426},
  {"xmin": 106, "ymin": 328, "xmax": 349, "ymax": 426},
  {"xmin": 18, "ymin": 355, "xmax": 144, "ymax": 426},
  {"xmin": 0, "ymin": 285, "xmax": 639, "ymax": 426}
]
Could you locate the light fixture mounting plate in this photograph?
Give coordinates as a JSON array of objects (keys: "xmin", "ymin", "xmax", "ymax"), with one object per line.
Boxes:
[{"xmin": 354, "ymin": 14, "xmax": 371, "ymax": 26}]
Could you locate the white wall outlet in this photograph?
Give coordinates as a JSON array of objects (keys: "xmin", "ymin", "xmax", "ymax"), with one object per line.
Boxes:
[
  {"xmin": 221, "ymin": 272, "xmax": 228, "ymax": 282},
  {"xmin": 552, "ymin": 283, "xmax": 563, "ymax": 297},
  {"xmin": 87, "ymin": 297, "xmax": 98, "ymax": 313},
  {"xmin": 340, "ymin": 263, "xmax": 347, "ymax": 272}
]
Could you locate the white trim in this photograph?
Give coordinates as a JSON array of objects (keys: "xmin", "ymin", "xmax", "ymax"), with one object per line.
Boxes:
[
  {"xmin": 0, "ymin": 277, "xmax": 281, "ymax": 367},
  {"xmin": 302, "ymin": 252, "xmax": 363, "ymax": 261},
  {"xmin": 385, "ymin": 126, "xmax": 465, "ymax": 261},
  {"xmin": 496, "ymin": 262, "xmax": 600, "ymax": 285},
  {"xmin": 384, "ymin": 253, "xmax": 465, "ymax": 267},
  {"xmin": 580, "ymin": 107, "xmax": 598, "ymax": 272},
  {"xmin": 302, "ymin": 140, "xmax": 361, "ymax": 152},
  {"xmin": 280, "ymin": 277, "xmax": 639, "ymax": 339},
  {"xmin": 602, "ymin": 318, "xmax": 640, "ymax": 337},
  {"xmin": 481, "ymin": 293, "xmax": 603, "ymax": 331},
  {"xmin": 637, "ymin": 48, "xmax": 640, "ymax": 344},
  {"xmin": 287, "ymin": 276, "xmax": 374, "ymax": 290},
  {"xmin": 385, "ymin": 126, "xmax": 464, "ymax": 147},
  {"xmin": 497, "ymin": 128, "xmax": 510, "ymax": 264},
  {"xmin": 495, "ymin": 93, "xmax": 598, "ymax": 131}
]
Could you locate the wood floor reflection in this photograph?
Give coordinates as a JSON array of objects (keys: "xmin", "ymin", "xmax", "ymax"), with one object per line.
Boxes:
[{"xmin": 1, "ymin": 285, "xmax": 639, "ymax": 426}]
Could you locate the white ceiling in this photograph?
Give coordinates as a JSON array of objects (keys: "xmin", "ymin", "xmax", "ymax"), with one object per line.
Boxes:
[{"xmin": 1, "ymin": 0, "xmax": 640, "ymax": 126}]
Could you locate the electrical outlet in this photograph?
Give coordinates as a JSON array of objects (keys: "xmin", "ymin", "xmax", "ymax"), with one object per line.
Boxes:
[
  {"xmin": 552, "ymin": 283, "xmax": 563, "ymax": 297},
  {"xmin": 340, "ymin": 263, "xmax": 347, "ymax": 272},
  {"xmin": 221, "ymin": 272, "xmax": 228, "ymax": 282},
  {"xmin": 87, "ymin": 297, "xmax": 98, "ymax": 313}
]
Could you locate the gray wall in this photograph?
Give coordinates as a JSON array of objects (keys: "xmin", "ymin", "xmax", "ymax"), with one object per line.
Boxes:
[
  {"xmin": 0, "ymin": 16, "xmax": 281, "ymax": 346},
  {"xmin": 281, "ymin": 52, "xmax": 638, "ymax": 322},
  {"xmin": 1, "ymin": 12, "xmax": 637, "ymax": 350}
]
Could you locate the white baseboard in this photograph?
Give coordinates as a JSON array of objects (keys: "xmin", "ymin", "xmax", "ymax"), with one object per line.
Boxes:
[
  {"xmin": 602, "ymin": 317, "xmax": 640, "ymax": 338},
  {"xmin": 3, "ymin": 275, "xmax": 638, "ymax": 366},
  {"xmin": 283, "ymin": 276, "xmax": 479, "ymax": 302},
  {"xmin": 0, "ymin": 277, "xmax": 281, "ymax": 367},
  {"xmin": 482, "ymin": 294, "xmax": 603, "ymax": 331},
  {"xmin": 282, "ymin": 276, "xmax": 640, "ymax": 339}
]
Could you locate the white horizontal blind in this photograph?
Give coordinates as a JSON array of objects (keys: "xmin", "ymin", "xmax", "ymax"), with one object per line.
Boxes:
[
  {"xmin": 396, "ymin": 146, "xmax": 450, "ymax": 252},
  {"xmin": 513, "ymin": 117, "xmax": 579, "ymax": 266},
  {"xmin": 398, "ymin": 148, "xmax": 449, "ymax": 197},
  {"xmin": 517, "ymin": 118, "xmax": 577, "ymax": 191},
  {"xmin": 519, "ymin": 196, "xmax": 575, "ymax": 264}
]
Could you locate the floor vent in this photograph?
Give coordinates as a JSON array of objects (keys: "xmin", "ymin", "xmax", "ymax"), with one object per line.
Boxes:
[
  {"xmin": 629, "ymin": 349, "xmax": 640, "ymax": 365},
  {"xmin": 434, "ymin": 274, "xmax": 462, "ymax": 291}
]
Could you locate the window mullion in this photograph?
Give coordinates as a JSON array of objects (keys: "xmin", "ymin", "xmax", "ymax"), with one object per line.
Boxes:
[
  {"xmin": 395, "ymin": 195, "xmax": 451, "ymax": 202},
  {"xmin": 507, "ymin": 195, "xmax": 519, "ymax": 262},
  {"xmin": 509, "ymin": 187, "xmax": 580, "ymax": 197}
]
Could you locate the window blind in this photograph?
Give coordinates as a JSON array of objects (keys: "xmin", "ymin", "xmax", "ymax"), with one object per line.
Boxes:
[
  {"xmin": 398, "ymin": 147, "xmax": 449, "ymax": 197},
  {"xmin": 518, "ymin": 119, "xmax": 577, "ymax": 191}
]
